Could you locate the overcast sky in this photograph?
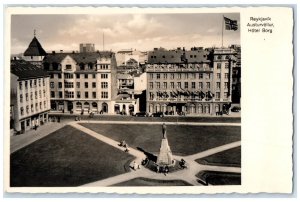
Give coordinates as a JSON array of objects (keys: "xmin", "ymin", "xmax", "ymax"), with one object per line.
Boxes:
[{"xmin": 11, "ymin": 13, "xmax": 240, "ymax": 54}]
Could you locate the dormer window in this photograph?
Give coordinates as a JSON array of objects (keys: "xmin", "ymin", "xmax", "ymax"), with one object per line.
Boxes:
[
  {"xmin": 65, "ymin": 64, "xmax": 72, "ymax": 70},
  {"xmin": 52, "ymin": 62, "xmax": 59, "ymax": 71},
  {"xmin": 88, "ymin": 63, "xmax": 93, "ymax": 70},
  {"xmin": 79, "ymin": 63, "xmax": 85, "ymax": 70}
]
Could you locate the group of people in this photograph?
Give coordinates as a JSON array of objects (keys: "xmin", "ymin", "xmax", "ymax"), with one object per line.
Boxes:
[
  {"xmin": 156, "ymin": 165, "xmax": 169, "ymax": 175},
  {"xmin": 119, "ymin": 140, "xmax": 129, "ymax": 152},
  {"xmin": 131, "ymin": 161, "xmax": 140, "ymax": 171},
  {"xmin": 179, "ymin": 158, "xmax": 187, "ymax": 169}
]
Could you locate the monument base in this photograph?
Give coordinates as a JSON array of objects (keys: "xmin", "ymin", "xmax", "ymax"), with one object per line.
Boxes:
[{"xmin": 157, "ymin": 138, "xmax": 173, "ymax": 166}]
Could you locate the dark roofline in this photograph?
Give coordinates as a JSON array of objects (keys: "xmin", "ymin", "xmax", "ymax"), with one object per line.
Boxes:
[
  {"xmin": 11, "ymin": 60, "xmax": 49, "ymax": 80},
  {"xmin": 24, "ymin": 36, "xmax": 47, "ymax": 56}
]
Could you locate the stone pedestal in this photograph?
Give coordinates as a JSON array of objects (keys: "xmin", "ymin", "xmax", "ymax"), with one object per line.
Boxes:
[{"xmin": 157, "ymin": 137, "xmax": 173, "ymax": 166}]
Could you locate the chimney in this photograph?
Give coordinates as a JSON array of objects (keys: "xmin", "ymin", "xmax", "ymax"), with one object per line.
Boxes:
[
  {"xmin": 52, "ymin": 51, "xmax": 56, "ymax": 54},
  {"xmin": 60, "ymin": 50, "xmax": 63, "ymax": 53}
]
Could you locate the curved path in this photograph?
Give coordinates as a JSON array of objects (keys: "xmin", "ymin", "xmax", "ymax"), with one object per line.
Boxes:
[{"xmin": 69, "ymin": 121, "xmax": 241, "ymax": 187}]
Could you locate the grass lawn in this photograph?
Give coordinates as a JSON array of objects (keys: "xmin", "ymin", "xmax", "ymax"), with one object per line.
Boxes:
[
  {"xmin": 80, "ymin": 123, "xmax": 241, "ymax": 156},
  {"xmin": 196, "ymin": 171, "xmax": 241, "ymax": 185},
  {"xmin": 112, "ymin": 177, "xmax": 191, "ymax": 186},
  {"xmin": 10, "ymin": 125, "xmax": 134, "ymax": 187},
  {"xmin": 196, "ymin": 146, "xmax": 241, "ymax": 167}
]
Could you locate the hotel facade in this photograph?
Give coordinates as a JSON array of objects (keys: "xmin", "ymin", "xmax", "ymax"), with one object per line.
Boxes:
[{"xmin": 145, "ymin": 47, "xmax": 236, "ymax": 115}]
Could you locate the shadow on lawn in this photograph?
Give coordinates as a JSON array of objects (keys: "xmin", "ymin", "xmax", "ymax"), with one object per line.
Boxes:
[{"xmin": 137, "ymin": 147, "xmax": 157, "ymax": 162}]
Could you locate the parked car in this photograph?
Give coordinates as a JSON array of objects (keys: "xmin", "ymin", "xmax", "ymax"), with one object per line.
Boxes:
[
  {"xmin": 151, "ymin": 112, "xmax": 164, "ymax": 117},
  {"xmin": 134, "ymin": 112, "xmax": 148, "ymax": 117},
  {"xmin": 231, "ymin": 106, "xmax": 241, "ymax": 112}
]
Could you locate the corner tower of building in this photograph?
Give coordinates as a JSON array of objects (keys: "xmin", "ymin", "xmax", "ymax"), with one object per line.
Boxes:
[{"xmin": 23, "ymin": 32, "xmax": 47, "ymax": 67}]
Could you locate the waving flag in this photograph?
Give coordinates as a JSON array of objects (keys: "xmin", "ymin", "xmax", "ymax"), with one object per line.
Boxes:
[{"xmin": 224, "ymin": 16, "xmax": 238, "ymax": 31}]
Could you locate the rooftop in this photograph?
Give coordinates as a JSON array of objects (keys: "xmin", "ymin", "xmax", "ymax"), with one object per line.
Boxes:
[
  {"xmin": 43, "ymin": 51, "xmax": 114, "ymax": 64},
  {"xmin": 117, "ymin": 73, "xmax": 133, "ymax": 79},
  {"xmin": 11, "ymin": 60, "xmax": 49, "ymax": 80},
  {"xmin": 147, "ymin": 47, "xmax": 210, "ymax": 64},
  {"xmin": 23, "ymin": 37, "xmax": 47, "ymax": 56}
]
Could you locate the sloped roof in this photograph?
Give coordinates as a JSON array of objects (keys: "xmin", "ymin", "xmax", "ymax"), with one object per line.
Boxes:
[
  {"xmin": 117, "ymin": 73, "xmax": 133, "ymax": 79},
  {"xmin": 147, "ymin": 49, "xmax": 210, "ymax": 64},
  {"xmin": 43, "ymin": 51, "xmax": 114, "ymax": 64},
  {"xmin": 126, "ymin": 58, "xmax": 138, "ymax": 63},
  {"xmin": 11, "ymin": 60, "xmax": 49, "ymax": 80},
  {"xmin": 115, "ymin": 93, "xmax": 132, "ymax": 101},
  {"xmin": 24, "ymin": 37, "xmax": 47, "ymax": 56}
]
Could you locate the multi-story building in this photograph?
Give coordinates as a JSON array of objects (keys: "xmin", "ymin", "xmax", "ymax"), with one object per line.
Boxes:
[
  {"xmin": 230, "ymin": 45, "xmax": 241, "ymax": 103},
  {"xmin": 10, "ymin": 59, "xmax": 51, "ymax": 133},
  {"xmin": 79, "ymin": 43, "xmax": 95, "ymax": 53},
  {"xmin": 116, "ymin": 49, "xmax": 148, "ymax": 66},
  {"xmin": 42, "ymin": 51, "xmax": 118, "ymax": 114},
  {"xmin": 145, "ymin": 47, "xmax": 236, "ymax": 115},
  {"xmin": 117, "ymin": 73, "xmax": 134, "ymax": 89}
]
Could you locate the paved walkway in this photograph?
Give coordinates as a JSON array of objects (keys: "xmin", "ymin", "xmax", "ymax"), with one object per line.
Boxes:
[
  {"xmin": 72, "ymin": 122, "xmax": 241, "ymax": 187},
  {"xmin": 69, "ymin": 122, "xmax": 146, "ymax": 160},
  {"xmin": 10, "ymin": 120, "xmax": 68, "ymax": 153},
  {"xmin": 186, "ymin": 141, "xmax": 241, "ymax": 160}
]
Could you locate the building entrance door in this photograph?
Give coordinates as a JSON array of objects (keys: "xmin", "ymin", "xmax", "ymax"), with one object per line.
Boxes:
[
  {"xmin": 67, "ymin": 101, "xmax": 73, "ymax": 112},
  {"xmin": 21, "ymin": 121, "xmax": 25, "ymax": 131},
  {"xmin": 102, "ymin": 103, "xmax": 108, "ymax": 113},
  {"xmin": 176, "ymin": 105, "xmax": 182, "ymax": 113}
]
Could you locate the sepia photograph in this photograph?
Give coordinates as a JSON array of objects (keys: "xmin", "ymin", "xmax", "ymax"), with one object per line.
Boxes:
[{"xmin": 8, "ymin": 11, "xmax": 242, "ymax": 188}]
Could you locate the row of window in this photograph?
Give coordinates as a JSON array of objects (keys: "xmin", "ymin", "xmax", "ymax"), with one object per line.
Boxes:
[
  {"xmin": 149, "ymin": 73, "xmax": 229, "ymax": 80},
  {"xmin": 19, "ymin": 90, "xmax": 47, "ymax": 103},
  {"xmin": 45, "ymin": 63, "xmax": 110, "ymax": 71},
  {"xmin": 49, "ymin": 73, "xmax": 109, "ymax": 79},
  {"xmin": 20, "ymin": 101, "xmax": 47, "ymax": 115},
  {"xmin": 50, "ymin": 82, "xmax": 109, "ymax": 89},
  {"xmin": 150, "ymin": 54, "xmax": 206, "ymax": 59},
  {"xmin": 19, "ymin": 78, "xmax": 46, "ymax": 90},
  {"xmin": 51, "ymin": 91, "xmax": 109, "ymax": 99},
  {"xmin": 149, "ymin": 103, "xmax": 212, "ymax": 114},
  {"xmin": 215, "ymin": 55, "xmax": 231, "ymax": 60},
  {"xmin": 149, "ymin": 91, "xmax": 228, "ymax": 100},
  {"xmin": 149, "ymin": 81, "xmax": 228, "ymax": 89},
  {"xmin": 217, "ymin": 62, "xmax": 230, "ymax": 69}
]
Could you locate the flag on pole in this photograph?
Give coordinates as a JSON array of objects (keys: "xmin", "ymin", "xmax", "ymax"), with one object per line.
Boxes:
[{"xmin": 224, "ymin": 17, "xmax": 238, "ymax": 31}]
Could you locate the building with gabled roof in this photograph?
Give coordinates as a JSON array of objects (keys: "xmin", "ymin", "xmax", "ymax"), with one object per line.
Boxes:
[{"xmin": 42, "ymin": 51, "xmax": 118, "ymax": 114}]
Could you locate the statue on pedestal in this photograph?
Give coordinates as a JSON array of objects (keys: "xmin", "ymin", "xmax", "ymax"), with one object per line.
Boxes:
[{"xmin": 157, "ymin": 123, "xmax": 173, "ymax": 166}]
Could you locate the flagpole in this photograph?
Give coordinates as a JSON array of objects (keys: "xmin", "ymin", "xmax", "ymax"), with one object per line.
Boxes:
[
  {"xmin": 222, "ymin": 15, "xmax": 224, "ymax": 47},
  {"xmin": 103, "ymin": 32, "xmax": 104, "ymax": 51}
]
